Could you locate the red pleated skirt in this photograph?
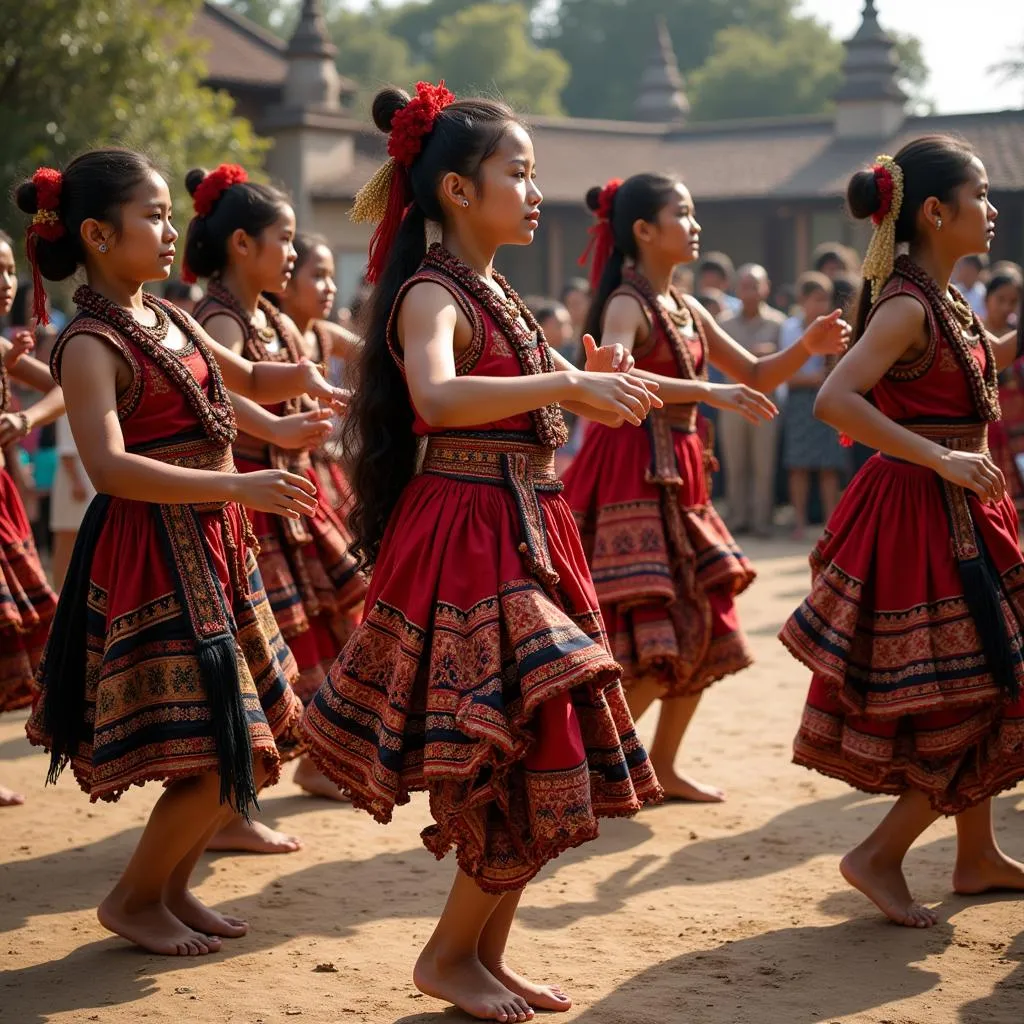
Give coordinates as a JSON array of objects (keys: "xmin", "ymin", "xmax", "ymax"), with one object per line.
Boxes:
[
  {"xmin": 301, "ymin": 468, "xmax": 662, "ymax": 893},
  {"xmin": 563, "ymin": 421, "xmax": 754, "ymax": 697},
  {"xmin": 780, "ymin": 453, "xmax": 1024, "ymax": 813},
  {"xmin": 0, "ymin": 466, "xmax": 56, "ymax": 712}
]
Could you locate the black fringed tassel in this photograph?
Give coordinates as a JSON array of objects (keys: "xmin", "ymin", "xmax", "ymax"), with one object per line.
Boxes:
[
  {"xmin": 196, "ymin": 637, "xmax": 259, "ymax": 816},
  {"xmin": 958, "ymin": 531, "xmax": 1021, "ymax": 700},
  {"xmin": 39, "ymin": 494, "xmax": 111, "ymax": 785}
]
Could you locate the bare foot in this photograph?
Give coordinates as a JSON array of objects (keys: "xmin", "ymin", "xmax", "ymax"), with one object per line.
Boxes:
[
  {"xmin": 840, "ymin": 847, "xmax": 938, "ymax": 928},
  {"xmin": 953, "ymin": 848, "xmax": 1024, "ymax": 894},
  {"xmin": 653, "ymin": 766, "xmax": 725, "ymax": 803},
  {"xmin": 164, "ymin": 888, "xmax": 248, "ymax": 938},
  {"xmin": 414, "ymin": 947, "xmax": 534, "ymax": 1022},
  {"xmin": 98, "ymin": 890, "xmax": 222, "ymax": 956},
  {"xmin": 293, "ymin": 757, "xmax": 350, "ymax": 802},
  {"xmin": 0, "ymin": 784, "xmax": 25, "ymax": 807},
  {"xmin": 484, "ymin": 960, "xmax": 572, "ymax": 1012},
  {"xmin": 206, "ymin": 816, "xmax": 302, "ymax": 854}
]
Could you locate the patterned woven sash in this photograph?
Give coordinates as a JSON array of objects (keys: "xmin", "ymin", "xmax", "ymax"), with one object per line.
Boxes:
[{"xmin": 422, "ymin": 432, "xmax": 563, "ymax": 591}]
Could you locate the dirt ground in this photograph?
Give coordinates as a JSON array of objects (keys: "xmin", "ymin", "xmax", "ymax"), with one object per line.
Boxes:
[{"xmin": 1, "ymin": 536, "xmax": 1022, "ymax": 1024}]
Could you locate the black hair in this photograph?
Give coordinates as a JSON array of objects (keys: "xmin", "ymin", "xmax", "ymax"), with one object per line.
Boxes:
[
  {"xmin": 559, "ymin": 277, "xmax": 590, "ymax": 302},
  {"xmin": 583, "ymin": 172, "xmax": 681, "ymax": 341},
  {"xmin": 796, "ymin": 271, "xmax": 832, "ymax": 300},
  {"xmin": 10, "ymin": 280, "xmax": 33, "ymax": 327},
  {"xmin": 182, "ymin": 168, "xmax": 291, "ymax": 279},
  {"xmin": 293, "ymin": 232, "xmax": 331, "ymax": 275},
  {"xmin": 164, "ymin": 278, "xmax": 201, "ymax": 303},
  {"xmin": 346, "ymin": 86, "xmax": 520, "ymax": 566},
  {"xmin": 812, "ymin": 242, "xmax": 856, "ymax": 275},
  {"xmin": 986, "ymin": 270, "xmax": 1023, "ymax": 298},
  {"xmin": 14, "ymin": 148, "xmax": 159, "ymax": 282},
  {"xmin": 697, "ymin": 251, "xmax": 735, "ymax": 281},
  {"xmin": 846, "ymin": 134, "xmax": 978, "ymax": 342},
  {"xmin": 830, "ymin": 272, "xmax": 860, "ymax": 319},
  {"xmin": 533, "ymin": 300, "xmax": 566, "ymax": 324}
]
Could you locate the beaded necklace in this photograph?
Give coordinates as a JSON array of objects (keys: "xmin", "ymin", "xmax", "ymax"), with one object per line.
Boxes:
[
  {"xmin": 893, "ymin": 255, "xmax": 1000, "ymax": 421},
  {"xmin": 71, "ymin": 285, "xmax": 238, "ymax": 445},
  {"xmin": 0, "ymin": 353, "xmax": 9, "ymax": 414},
  {"xmin": 420, "ymin": 245, "xmax": 568, "ymax": 448},
  {"xmin": 204, "ymin": 279, "xmax": 304, "ymax": 416},
  {"xmin": 622, "ymin": 267, "xmax": 708, "ymax": 382}
]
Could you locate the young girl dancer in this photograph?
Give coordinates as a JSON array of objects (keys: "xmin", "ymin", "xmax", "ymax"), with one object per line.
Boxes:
[
  {"xmin": 186, "ymin": 168, "xmax": 367, "ymax": 828},
  {"xmin": 18, "ymin": 149, "xmax": 342, "ymax": 954},
  {"xmin": 564, "ymin": 174, "xmax": 849, "ymax": 801},
  {"xmin": 276, "ymin": 232, "xmax": 360, "ymax": 514},
  {"xmin": 301, "ymin": 82, "xmax": 663, "ymax": 1022},
  {"xmin": 780, "ymin": 136, "xmax": 1024, "ymax": 927},
  {"xmin": 0, "ymin": 230, "xmax": 64, "ymax": 806},
  {"xmin": 986, "ymin": 273, "xmax": 1024, "ymax": 516}
]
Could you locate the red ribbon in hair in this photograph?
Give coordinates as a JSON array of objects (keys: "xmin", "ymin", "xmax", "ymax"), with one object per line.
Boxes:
[
  {"xmin": 182, "ymin": 164, "xmax": 250, "ymax": 283},
  {"xmin": 871, "ymin": 164, "xmax": 894, "ymax": 226},
  {"xmin": 577, "ymin": 178, "xmax": 622, "ymax": 290},
  {"xmin": 25, "ymin": 167, "xmax": 66, "ymax": 325},
  {"xmin": 364, "ymin": 80, "xmax": 455, "ymax": 284}
]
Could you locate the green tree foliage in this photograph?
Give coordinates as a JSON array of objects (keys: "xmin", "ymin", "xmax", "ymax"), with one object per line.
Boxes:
[
  {"xmin": 542, "ymin": 0, "xmax": 796, "ymax": 121},
  {"xmin": 0, "ymin": 0, "xmax": 268, "ymax": 237},
  {"xmin": 215, "ymin": 0, "xmax": 296, "ymax": 33},
  {"xmin": 326, "ymin": 7, "xmax": 426, "ymax": 115},
  {"xmin": 688, "ymin": 20, "xmax": 843, "ymax": 122},
  {"xmin": 432, "ymin": 4, "xmax": 569, "ymax": 115}
]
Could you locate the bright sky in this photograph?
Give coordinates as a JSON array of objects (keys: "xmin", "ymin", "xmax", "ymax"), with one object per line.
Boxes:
[{"xmin": 798, "ymin": 0, "xmax": 1024, "ymax": 114}]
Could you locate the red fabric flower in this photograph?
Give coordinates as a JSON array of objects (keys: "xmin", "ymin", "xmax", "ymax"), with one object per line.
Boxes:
[
  {"xmin": 578, "ymin": 178, "xmax": 623, "ymax": 290},
  {"xmin": 872, "ymin": 164, "xmax": 894, "ymax": 226},
  {"xmin": 388, "ymin": 81, "xmax": 455, "ymax": 168},
  {"xmin": 33, "ymin": 167, "xmax": 63, "ymax": 216},
  {"xmin": 193, "ymin": 164, "xmax": 249, "ymax": 218}
]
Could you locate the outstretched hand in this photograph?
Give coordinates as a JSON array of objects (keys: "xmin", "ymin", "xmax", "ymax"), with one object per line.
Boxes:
[
  {"xmin": 803, "ymin": 308, "xmax": 851, "ymax": 356},
  {"xmin": 582, "ymin": 334, "xmax": 635, "ymax": 374},
  {"xmin": 3, "ymin": 329, "xmax": 35, "ymax": 371},
  {"xmin": 299, "ymin": 358, "xmax": 349, "ymax": 413}
]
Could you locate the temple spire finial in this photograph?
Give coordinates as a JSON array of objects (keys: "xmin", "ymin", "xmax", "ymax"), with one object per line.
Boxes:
[{"xmin": 634, "ymin": 17, "xmax": 689, "ymax": 124}]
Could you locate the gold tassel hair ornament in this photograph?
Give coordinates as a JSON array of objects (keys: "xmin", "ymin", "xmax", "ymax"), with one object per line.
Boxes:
[{"xmin": 860, "ymin": 154, "xmax": 905, "ymax": 304}]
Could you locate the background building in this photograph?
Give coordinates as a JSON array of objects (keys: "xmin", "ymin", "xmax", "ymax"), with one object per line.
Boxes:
[{"xmin": 193, "ymin": 0, "xmax": 1024, "ymax": 302}]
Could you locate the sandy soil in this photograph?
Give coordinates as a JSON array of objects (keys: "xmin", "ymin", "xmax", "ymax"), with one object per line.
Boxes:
[{"xmin": 1, "ymin": 537, "xmax": 1022, "ymax": 1024}]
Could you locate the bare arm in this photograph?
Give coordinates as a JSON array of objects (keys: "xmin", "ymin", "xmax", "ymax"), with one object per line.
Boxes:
[
  {"xmin": 700, "ymin": 302, "xmax": 849, "ymax": 392},
  {"xmin": 59, "ymin": 333, "xmax": 318, "ymax": 517},
  {"xmin": 593, "ymin": 294, "xmax": 777, "ymax": 423},
  {"xmin": 991, "ymin": 326, "xmax": 1020, "ymax": 373},
  {"xmin": 0, "ymin": 351, "xmax": 67, "ymax": 444},
  {"xmin": 229, "ymin": 394, "xmax": 333, "ymax": 450},
  {"xmin": 815, "ymin": 296, "xmax": 1004, "ymax": 502},
  {"xmin": 399, "ymin": 282, "xmax": 657, "ymax": 429},
  {"xmin": 198, "ymin": 312, "xmax": 346, "ymax": 410}
]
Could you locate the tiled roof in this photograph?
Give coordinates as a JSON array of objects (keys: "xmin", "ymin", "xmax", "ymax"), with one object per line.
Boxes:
[
  {"xmin": 312, "ymin": 107, "xmax": 1024, "ymax": 205},
  {"xmin": 192, "ymin": 3, "xmax": 288, "ymax": 89}
]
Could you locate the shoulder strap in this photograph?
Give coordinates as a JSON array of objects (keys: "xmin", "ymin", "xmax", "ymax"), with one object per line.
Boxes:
[
  {"xmin": 193, "ymin": 293, "xmax": 248, "ymax": 334},
  {"xmin": 866, "ymin": 275, "xmax": 942, "ymax": 342},
  {"xmin": 50, "ymin": 314, "xmax": 139, "ymax": 386},
  {"xmin": 387, "ymin": 268, "xmax": 485, "ymax": 371}
]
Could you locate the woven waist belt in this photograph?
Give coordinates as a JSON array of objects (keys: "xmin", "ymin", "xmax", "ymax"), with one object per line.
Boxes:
[
  {"xmin": 900, "ymin": 420, "xmax": 988, "ymax": 454},
  {"xmin": 128, "ymin": 437, "xmax": 236, "ymax": 513},
  {"xmin": 656, "ymin": 402, "xmax": 698, "ymax": 433},
  {"xmin": 422, "ymin": 434, "xmax": 562, "ymax": 591}
]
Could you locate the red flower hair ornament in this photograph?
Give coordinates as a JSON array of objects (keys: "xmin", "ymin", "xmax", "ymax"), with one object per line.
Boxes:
[
  {"xmin": 181, "ymin": 164, "xmax": 250, "ymax": 282},
  {"xmin": 350, "ymin": 80, "xmax": 456, "ymax": 283},
  {"xmin": 24, "ymin": 167, "xmax": 66, "ymax": 325},
  {"xmin": 871, "ymin": 163, "xmax": 895, "ymax": 227},
  {"xmin": 578, "ymin": 178, "xmax": 622, "ymax": 291}
]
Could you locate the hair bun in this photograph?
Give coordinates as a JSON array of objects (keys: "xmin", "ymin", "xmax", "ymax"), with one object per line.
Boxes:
[
  {"xmin": 585, "ymin": 186, "xmax": 604, "ymax": 213},
  {"xmin": 15, "ymin": 180, "xmax": 39, "ymax": 215},
  {"xmin": 372, "ymin": 87, "xmax": 411, "ymax": 134},
  {"xmin": 185, "ymin": 167, "xmax": 208, "ymax": 198},
  {"xmin": 847, "ymin": 167, "xmax": 882, "ymax": 221}
]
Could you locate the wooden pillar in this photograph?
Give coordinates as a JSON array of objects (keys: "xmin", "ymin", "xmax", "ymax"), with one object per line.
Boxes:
[{"xmin": 794, "ymin": 208, "xmax": 811, "ymax": 278}]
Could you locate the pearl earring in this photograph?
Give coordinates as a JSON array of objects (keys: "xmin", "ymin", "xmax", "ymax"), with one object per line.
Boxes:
[
  {"xmin": 461, "ymin": 199, "xmax": 469, "ymax": 208},
  {"xmin": 99, "ymin": 242, "xmax": 108, "ymax": 253},
  {"xmin": 935, "ymin": 217, "xmax": 942, "ymax": 230}
]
